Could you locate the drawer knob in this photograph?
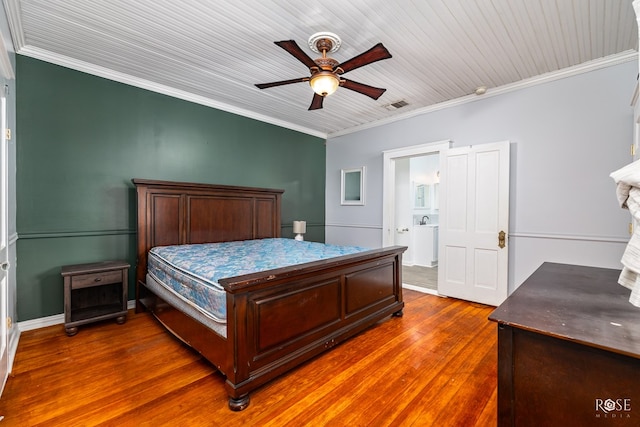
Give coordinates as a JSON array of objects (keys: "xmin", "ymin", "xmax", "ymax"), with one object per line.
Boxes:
[{"xmin": 94, "ymin": 277, "xmax": 102, "ymax": 282}]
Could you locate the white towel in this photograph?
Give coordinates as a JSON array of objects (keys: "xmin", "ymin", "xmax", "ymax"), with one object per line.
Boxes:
[
  {"xmin": 610, "ymin": 160, "xmax": 640, "ymax": 308},
  {"xmin": 616, "ymin": 182, "xmax": 632, "ymax": 209},
  {"xmin": 610, "ymin": 158, "xmax": 640, "ymax": 188},
  {"xmin": 617, "ymin": 268, "xmax": 640, "ymax": 307}
]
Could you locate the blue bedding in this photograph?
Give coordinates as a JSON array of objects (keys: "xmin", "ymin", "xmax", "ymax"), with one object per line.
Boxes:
[{"xmin": 148, "ymin": 238, "xmax": 369, "ymax": 323}]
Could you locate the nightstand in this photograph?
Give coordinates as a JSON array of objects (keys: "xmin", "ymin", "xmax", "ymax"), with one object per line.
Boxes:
[{"xmin": 62, "ymin": 260, "xmax": 130, "ymax": 336}]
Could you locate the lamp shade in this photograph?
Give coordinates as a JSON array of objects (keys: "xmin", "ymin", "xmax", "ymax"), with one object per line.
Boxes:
[
  {"xmin": 293, "ymin": 221, "xmax": 307, "ymax": 234},
  {"xmin": 309, "ymin": 72, "xmax": 339, "ymax": 97}
]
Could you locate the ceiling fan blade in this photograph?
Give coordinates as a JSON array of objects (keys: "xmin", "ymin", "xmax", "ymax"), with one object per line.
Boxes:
[
  {"xmin": 335, "ymin": 43, "xmax": 392, "ymax": 74},
  {"xmin": 255, "ymin": 77, "xmax": 308, "ymax": 89},
  {"xmin": 308, "ymin": 93, "xmax": 324, "ymax": 110},
  {"xmin": 275, "ymin": 40, "xmax": 318, "ymax": 69},
  {"xmin": 340, "ymin": 79, "xmax": 387, "ymax": 100}
]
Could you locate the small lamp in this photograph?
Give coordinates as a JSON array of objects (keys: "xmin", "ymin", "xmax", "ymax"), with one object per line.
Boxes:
[{"xmin": 293, "ymin": 221, "xmax": 306, "ymax": 241}]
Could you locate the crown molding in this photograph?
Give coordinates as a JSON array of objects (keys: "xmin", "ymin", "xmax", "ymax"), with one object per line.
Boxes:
[
  {"xmin": 16, "ymin": 45, "xmax": 328, "ymax": 139},
  {"xmin": 328, "ymin": 50, "xmax": 639, "ymax": 138},
  {"xmin": 3, "ymin": 0, "xmax": 327, "ymax": 136},
  {"xmin": 7, "ymin": 3, "xmax": 637, "ymax": 143},
  {"xmin": 0, "ymin": 29, "xmax": 14, "ymax": 79},
  {"xmin": 2, "ymin": 0, "xmax": 24, "ymax": 51}
]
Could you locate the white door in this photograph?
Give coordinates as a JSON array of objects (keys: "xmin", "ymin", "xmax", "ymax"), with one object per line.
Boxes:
[
  {"xmin": 0, "ymin": 93, "xmax": 8, "ymax": 393},
  {"xmin": 437, "ymin": 141, "xmax": 510, "ymax": 306}
]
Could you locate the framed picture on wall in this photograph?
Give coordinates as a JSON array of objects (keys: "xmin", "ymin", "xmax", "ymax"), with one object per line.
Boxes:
[{"xmin": 341, "ymin": 167, "xmax": 365, "ymax": 205}]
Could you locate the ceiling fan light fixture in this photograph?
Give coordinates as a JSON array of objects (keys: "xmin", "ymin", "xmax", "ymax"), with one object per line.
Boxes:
[
  {"xmin": 256, "ymin": 34, "xmax": 391, "ymax": 110},
  {"xmin": 309, "ymin": 71, "xmax": 340, "ymax": 97}
]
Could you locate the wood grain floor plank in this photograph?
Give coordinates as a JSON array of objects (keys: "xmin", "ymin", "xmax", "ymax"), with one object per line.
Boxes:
[
  {"xmin": 0, "ymin": 290, "xmax": 497, "ymax": 426},
  {"xmin": 257, "ymin": 296, "xmax": 464, "ymax": 425},
  {"xmin": 362, "ymin": 302, "xmax": 496, "ymax": 426},
  {"xmin": 317, "ymin": 307, "xmax": 471, "ymax": 424}
]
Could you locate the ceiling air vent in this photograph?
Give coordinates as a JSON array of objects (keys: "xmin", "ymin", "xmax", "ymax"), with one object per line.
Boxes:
[{"xmin": 384, "ymin": 100, "xmax": 409, "ymax": 111}]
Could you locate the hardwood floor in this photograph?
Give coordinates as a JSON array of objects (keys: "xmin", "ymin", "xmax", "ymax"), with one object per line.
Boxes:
[{"xmin": 0, "ymin": 291, "xmax": 497, "ymax": 426}]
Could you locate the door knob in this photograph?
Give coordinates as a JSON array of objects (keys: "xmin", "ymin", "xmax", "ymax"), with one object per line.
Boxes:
[{"xmin": 498, "ymin": 231, "xmax": 506, "ymax": 249}]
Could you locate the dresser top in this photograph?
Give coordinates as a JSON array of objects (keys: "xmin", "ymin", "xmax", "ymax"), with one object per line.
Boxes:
[{"xmin": 489, "ymin": 262, "xmax": 640, "ymax": 359}]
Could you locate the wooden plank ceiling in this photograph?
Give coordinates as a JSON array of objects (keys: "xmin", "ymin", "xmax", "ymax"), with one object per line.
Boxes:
[{"xmin": 3, "ymin": 0, "xmax": 638, "ymax": 137}]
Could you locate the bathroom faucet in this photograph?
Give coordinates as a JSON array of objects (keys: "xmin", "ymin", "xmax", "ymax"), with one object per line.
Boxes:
[{"xmin": 419, "ymin": 215, "xmax": 430, "ymax": 225}]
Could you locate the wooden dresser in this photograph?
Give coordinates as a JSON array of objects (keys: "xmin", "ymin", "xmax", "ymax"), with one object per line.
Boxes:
[{"xmin": 489, "ymin": 262, "xmax": 640, "ymax": 426}]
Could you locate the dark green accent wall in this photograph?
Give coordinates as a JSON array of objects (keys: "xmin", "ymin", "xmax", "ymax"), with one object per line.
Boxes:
[{"xmin": 16, "ymin": 56, "xmax": 326, "ymax": 321}]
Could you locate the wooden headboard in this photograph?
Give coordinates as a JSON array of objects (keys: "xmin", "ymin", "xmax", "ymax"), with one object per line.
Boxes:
[{"xmin": 132, "ymin": 179, "xmax": 284, "ymax": 287}]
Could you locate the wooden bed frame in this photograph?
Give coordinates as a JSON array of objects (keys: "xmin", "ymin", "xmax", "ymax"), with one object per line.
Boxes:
[{"xmin": 133, "ymin": 179, "xmax": 406, "ymax": 411}]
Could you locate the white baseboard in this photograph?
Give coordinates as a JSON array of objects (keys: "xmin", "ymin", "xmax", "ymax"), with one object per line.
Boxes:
[
  {"xmin": 7, "ymin": 326, "xmax": 20, "ymax": 373},
  {"xmin": 17, "ymin": 300, "xmax": 136, "ymax": 332},
  {"xmin": 17, "ymin": 313, "xmax": 64, "ymax": 332}
]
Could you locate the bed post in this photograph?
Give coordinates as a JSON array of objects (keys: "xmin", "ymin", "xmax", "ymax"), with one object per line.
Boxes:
[{"xmin": 134, "ymin": 182, "xmax": 149, "ymax": 313}]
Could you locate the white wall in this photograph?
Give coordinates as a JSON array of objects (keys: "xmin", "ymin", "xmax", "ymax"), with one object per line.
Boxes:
[
  {"xmin": 393, "ymin": 158, "xmax": 412, "ymax": 262},
  {"xmin": 326, "ymin": 59, "xmax": 637, "ymax": 292}
]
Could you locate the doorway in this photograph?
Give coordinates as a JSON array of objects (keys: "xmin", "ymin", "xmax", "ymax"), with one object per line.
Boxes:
[{"xmin": 382, "ymin": 141, "xmax": 451, "ymax": 295}]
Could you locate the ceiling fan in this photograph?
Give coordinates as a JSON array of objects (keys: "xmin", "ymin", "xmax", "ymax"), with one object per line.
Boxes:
[{"xmin": 255, "ymin": 32, "xmax": 392, "ymax": 110}]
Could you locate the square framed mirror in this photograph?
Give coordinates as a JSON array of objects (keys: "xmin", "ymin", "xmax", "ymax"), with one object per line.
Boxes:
[
  {"xmin": 414, "ymin": 184, "xmax": 430, "ymax": 209},
  {"xmin": 341, "ymin": 167, "xmax": 365, "ymax": 205}
]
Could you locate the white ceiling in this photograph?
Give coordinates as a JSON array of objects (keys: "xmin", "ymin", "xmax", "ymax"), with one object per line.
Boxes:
[{"xmin": 3, "ymin": 0, "xmax": 638, "ymax": 138}]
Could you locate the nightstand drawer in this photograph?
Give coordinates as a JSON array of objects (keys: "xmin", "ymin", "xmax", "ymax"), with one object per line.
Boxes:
[
  {"xmin": 62, "ymin": 260, "xmax": 130, "ymax": 336},
  {"xmin": 71, "ymin": 270, "xmax": 123, "ymax": 289}
]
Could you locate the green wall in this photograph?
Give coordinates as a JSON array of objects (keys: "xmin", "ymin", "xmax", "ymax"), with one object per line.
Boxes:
[{"xmin": 16, "ymin": 56, "xmax": 326, "ymax": 321}]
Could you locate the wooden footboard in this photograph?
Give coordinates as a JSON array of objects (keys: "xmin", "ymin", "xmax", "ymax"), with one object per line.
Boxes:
[
  {"xmin": 133, "ymin": 179, "xmax": 406, "ymax": 410},
  {"xmin": 138, "ymin": 245, "xmax": 405, "ymax": 411}
]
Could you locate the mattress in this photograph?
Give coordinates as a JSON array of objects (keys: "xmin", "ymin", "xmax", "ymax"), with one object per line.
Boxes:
[
  {"xmin": 147, "ymin": 238, "xmax": 369, "ymax": 324},
  {"xmin": 145, "ymin": 272, "xmax": 228, "ymax": 338}
]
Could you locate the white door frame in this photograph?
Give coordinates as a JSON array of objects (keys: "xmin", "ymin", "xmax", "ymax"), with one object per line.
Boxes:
[
  {"xmin": 0, "ymin": 91, "xmax": 7, "ymax": 394},
  {"xmin": 0, "ymin": 26, "xmax": 14, "ymax": 397},
  {"xmin": 382, "ymin": 140, "xmax": 451, "ymax": 246}
]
